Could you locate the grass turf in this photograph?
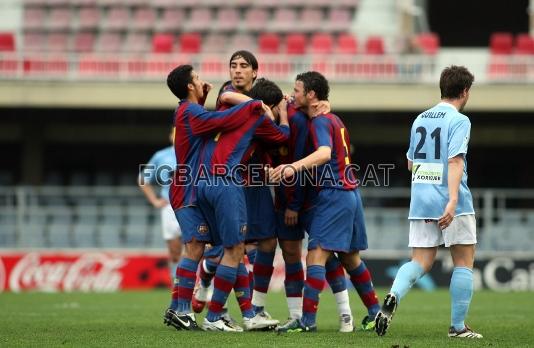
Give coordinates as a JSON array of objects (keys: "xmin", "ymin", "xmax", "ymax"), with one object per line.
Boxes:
[{"xmin": 1, "ymin": 289, "xmax": 533, "ymax": 347}]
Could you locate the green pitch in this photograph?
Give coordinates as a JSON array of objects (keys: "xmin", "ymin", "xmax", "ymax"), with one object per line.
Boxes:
[{"xmin": 1, "ymin": 289, "xmax": 533, "ymax": 347}]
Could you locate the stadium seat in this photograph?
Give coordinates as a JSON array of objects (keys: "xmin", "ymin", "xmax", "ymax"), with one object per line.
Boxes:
[
  {"xmin": 72, "ymin": 224, "xmax": 98, "ymax": 248},
  {"xmin": 179, "ymin": 33, "xmax": 201, "ymax": 54},
  {"xmin": 365, "ymin": 36, "xmax": 385, "ymax": 55},
  {"xmin": 97, "ymin": 32, "xmax": 123, "ymax": 52},
  {"xmin": 19, "ymin": 225, "xmax": 46, "ymax": 248},
  {"xmin": 186, "ymin": 8, "xmax": 213, "ymax": 32},
  {"xmin": 152, "ymin": 33, "xmax": 174, "ymax": 53},
  {"xmin": 124, "ymin": 225, "xmax": 148, "ymax": 247},
  {"xmin": 47, "ymin": 33, "xmax": 69, "ymax": 52},
  {"xmin": 258, "ymin": 33, "xmax": 281, "ymax": 54},
  {"xmin": 73, "ymin": 32, "xmax": 96, "ymax": 52},
  {"xmin": 514, "ymin": 34, "xmax": 534, "ymax": 55},
  {"xmin": 103, "ymin": 7, "xmax": 130, "ymax": 31},
  {"xmin": 98, "ymin": 224, "xmax": 123, "ymax": 248},
  {"xmin": 487, "ymin": 55, "xmax": 510, "ymax": 80},
  {"xmin": 23, "ymin": 7, "xmax": 46, "ymax": 31},
  {"xmin": 299, "ymin": 8, "xmax": 324, "ymax": 33},
  {"xmin": 47, "ymin": 7, "xmax": 71, "ymax": 31},
  {"xmin": 214, "ymin": 8, "xmax": 240, "ymax": 32},
  {"xmin": 24, "ymin": 32, "xmax": 46, "ymax": 52},
  {"xmin": 325, "ymin": 8, "xmax": 352, "ymax": 32},
  {"xmin": 244, "ymin": 8, "xmax": 269, "ymax": 33},
  {"xmin": 203, "ymin": 33, "xmax": 227, "ymax": 53},
  {"xmin": 131, "ymin": 7, "xmax": 157, "ymax": 32},
  {"xmin": 0, "ymin": 33, "xmax": 15, "ymax": 52},
  {"xmin": 415, "ymin": 32, "xmax": 440, "ymax": 55},
  {"xmin": 335, "ymin": 33, "xmax": 357, "ymax": 54},
  {"xmin": 48, "ymin": 224, "xmax": 73, "ymax": 248},
  {"xmin": 229, "ymin": 34, "xmax": 256, "ymax": 53},
  {"xmin": 123, "ymin": 33, "xmax": 150, "ymax": 53},
  {"xmin": 259, "ymin": 60, "xmax": 291, "ymax": 79},
  {"xmin": 310, "ymin": 33, "xmax": 334, "ymax": 54},
  {"xmin": 0, "ymin": 56, "xmax": 18, "ymax": 76},
  {"xmin": 78, "ymin": 7, "xmax": 100, "ymax": 30},
  {"xmin": 155, "ymin": 8, "xmax": 184, "ymax": 32},
  {"xmin": 270, "ymin": 8, "xmax": 297, "ymax": 32},
  {"xmin": 489, "ymin": 32, "xmax": 513, "ymax": 55},
  {"xmin": 285, "ymin": 33, "xmax": 306, "ymax": 55}
]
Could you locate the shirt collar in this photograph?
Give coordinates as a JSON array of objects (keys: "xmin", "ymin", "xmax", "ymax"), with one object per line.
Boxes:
[{"xmin": 436, "ymin": 101, "xmax": 457, "ymax": 111}]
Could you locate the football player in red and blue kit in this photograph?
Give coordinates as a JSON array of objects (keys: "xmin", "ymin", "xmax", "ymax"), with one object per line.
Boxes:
[
  {"xmin": 270, "ymin": 71, "xmax": 380, "ymax": 332},
  {"xmin": 197, "ymin": 52, "xmax": 288, "ymax": 332},
  {"xmin": 162, "ymin": 65, "xmax": 266, "ymax": 331}
]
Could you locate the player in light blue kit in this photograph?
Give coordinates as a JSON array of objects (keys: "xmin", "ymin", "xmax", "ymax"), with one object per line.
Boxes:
[
  {"xmin": 375, "ymin": 66, "xmax": 482, "ymax": 339},
  {"xmin": 138, "ymin": 129, "xmax": 182, "ymax": 282}
]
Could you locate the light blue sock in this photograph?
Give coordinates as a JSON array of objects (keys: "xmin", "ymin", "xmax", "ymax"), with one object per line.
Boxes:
[
  {"xmin": 450, "ymin": 267, "xmax": 473, "ymax": 331},
  {"xmin": 390, "ymin": 261, "xmax": 425, "ymax": 302}
]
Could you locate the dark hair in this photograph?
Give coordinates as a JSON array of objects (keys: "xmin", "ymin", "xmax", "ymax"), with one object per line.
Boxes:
[
  {"xmin": 229, "ymin": 50, "xmax": 259, "ymax": 71},
  {"xmin": 295, "ymin": 71, "xmax": 329, "ymax": 101},
  {"xmin": 167, "ymin": 64, "xmax": 193, "ymax": 99},
  {"xmin": 247, "ymin": 78, "xmax": 283, "ymax": 107},
  {"xmin": 440, "ymin": 65, "xmax": 474, "ymax": 99}
]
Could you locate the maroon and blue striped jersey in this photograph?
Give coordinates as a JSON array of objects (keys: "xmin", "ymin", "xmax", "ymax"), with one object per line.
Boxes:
[
  {"xmin": 274, "ymin": 103, "xmax": 316, "ymax": 211},
  {"xmin": 170, "ymin": 99, "xmax": 264, "ymax": 210},
  {"xmin": 309, "ymin": 113, "xmax": 357, "ymax": 191}
]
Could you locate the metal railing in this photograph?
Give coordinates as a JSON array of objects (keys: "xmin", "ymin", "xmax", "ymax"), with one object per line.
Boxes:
[{"xmin": 1, "ymin": 185, "xmax": 533, "ymax": 251}]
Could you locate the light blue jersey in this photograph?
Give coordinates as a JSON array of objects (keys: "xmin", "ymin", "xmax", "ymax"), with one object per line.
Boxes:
[
  {"xmin": 143, "ymin": 146, "xmax": 176, "ymax": 201},
  {"xmin": 407, "ymin": 102, "xmax": 474, "ymax": 219}
]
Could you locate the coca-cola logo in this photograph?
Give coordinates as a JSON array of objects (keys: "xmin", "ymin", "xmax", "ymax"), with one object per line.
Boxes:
[{"xmin": 9, "ymin": 253, "xmax": 125, "ymax": 293}]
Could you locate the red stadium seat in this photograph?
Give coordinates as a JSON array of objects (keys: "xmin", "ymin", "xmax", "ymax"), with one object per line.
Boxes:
[
  {"xmin": 123, "ymin": 33, "xmax": 150, "ymax": 53},
  {"xmin": 310, "ymin": 33, "xmax": 334, "ymax": 54},
  {"xmin": 336, "ymin": 33, "xmax": 357, "ymax": 54},
  {"xmin": 514, "ymin": 34, "xmax": 534, "ymax": 55},
  {"xmin": 47, "ymin": 8, "xmax": 71, "ymax": 31},
  {"xmin": 270, "ymin": 8, "xmax": 297, "ymax": 32},
  {"xmin": 299, "ymin": 8, "xmax": 324, "ymax": 33},
  {"xmin": 259, "ymin": 60, "xmax": 291, "ymax": 79},
  {"xmin": 152, "ymin": 33, "xmax": 174, "ymax": 53},
  {"xmin": 244, "ymin": 8, "xmax": 269, "ymax": 33},
  {"xmin": 23, "ymin": 7, "xmax": 46, "ymax": 31},
  {"xmin": 0, "ymin": 55, "xmax": 18, "ymax": 76},
  {"xmin": 24, "ymin": 32, "xmax": 45, "ymax": 52},
  {"xmin": 0, "ymin": 33, "xmax": 15, "ymax": 52},
  {"xmin": 258, "ymin": 33, "xmax": 280, "ymax": 54},
  {"xmin": 326, "ymin": 8, "xmax": 352, "ymax": 32},
  {"xmin": 179, "ymin": 33, "xmax": 201, "ymax": 54},
  {"xmin": 214, "ymin": 8, "xmax": 239, "ymax": 32},
  {"xmin": 97, "ymin": 32, "xmax": 123, "ymax": 52},
  {"xmin": 73, "ymin": 32, "xmax": 95, "ymax": 53},
  {"xmin": 156, "ymin": 9, "xmax": 184, "ymax": 32},
  {"xmin": 230, "ymin": 34, "xmax": 256, "ymax": 52},
  {"xmin": 103, "ymin": 7, "xmax": 130, "ymax": 31},
  {"xmin": 365, "ymin": 36, "xmax": 385, "ymax": 55},
  {"xmin": 490, "ymin": 32, "xmax": 513, "ymax": 55},
  {"xmin": 187, "ymin": 8, "xmax": 213, "ymax": 32},
  {"xmin": 47, "ymin": 33, "xmax": 69, "ymax": 52},
  {"xmin": 132, "ymin": 8, "xmax": 156, "ymax": 32},
  {"xmin": 285, "ymin": 33, "xmax": 306, "ymax": 55},
  {"xmin": 78, "ymin": 7, "xmax": 100, "ymax": 30},
  {"xmin": 203, "ymin": 33, "xmax": 226, "ymax": 53},
  {"xmin": 415, "ymin": 32, "xmax": 440, "ymax": 55}
]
